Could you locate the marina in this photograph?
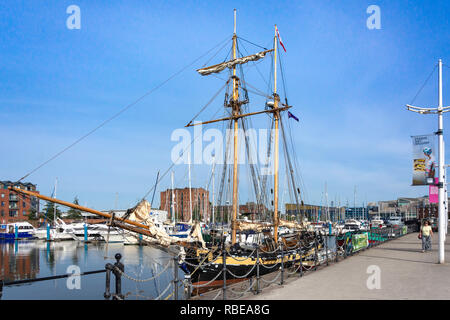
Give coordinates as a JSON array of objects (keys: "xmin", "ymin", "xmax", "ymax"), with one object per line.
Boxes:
[{"xmin": 1, "ymin": 1, "xmax": 449, "ymax": 305}]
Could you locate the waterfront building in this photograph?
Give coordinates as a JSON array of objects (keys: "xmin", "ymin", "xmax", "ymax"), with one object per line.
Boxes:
[
  {"xmin": 213, "ymin": 202, "xmax": 268, "ymax": 222},
  {"xmin": 160, "ymin": 187, "xmax": 210, "ymax": 222},
  {"xmin": 345, "ymin": 207, "xmax": 369, "ymax": 220},
  {"xmin": 0, "ymin": 181, "xmax": 39, "ymax": 224},
  {"xmin": 377, "ymin": 196, "xmax": 432, "ymax": 221},
  {"xmin": 285, "ymin": 203, "xmax": 345, "ymax": 222}
]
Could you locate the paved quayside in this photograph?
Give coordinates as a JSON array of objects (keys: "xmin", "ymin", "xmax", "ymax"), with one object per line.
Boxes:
[{"xmin": 246, "ymin": 231, "xmax": 450, "ymax": 300}]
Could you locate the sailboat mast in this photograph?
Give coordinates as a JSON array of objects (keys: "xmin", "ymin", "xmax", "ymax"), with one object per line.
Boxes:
[
  {"xmin": 188, "ymin": 152, "xmax": 193, "ymax": 223},
  {"xmin": 273, "ymin": 25, "xmax": 280, "ymax": 243},
  {"xmin": 53, "ymin": 177, "xmax": 58, "ymax": 223},
  {"xmin": 171, "ymin": 171, "xmax": 175, "ymax": 223},
  {"xmin": 231, "ymin": 9, "xmax": 239, "ymax": 245},
  {"xmin": 212, "ymin": 156, "xmax": 216, "ymax": 225}
]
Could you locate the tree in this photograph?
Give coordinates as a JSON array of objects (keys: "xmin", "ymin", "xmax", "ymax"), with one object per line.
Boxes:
[
  {"xmin": 66, "ymin": 197, "xmax": 83, "ymax": 219},
  {"xmin": 27, "ymin": 207, "xmax": 39, "ymax": 221},
  {"xmin": 43, "ymin": 201, "xmax": 62, "ymax": 222}
]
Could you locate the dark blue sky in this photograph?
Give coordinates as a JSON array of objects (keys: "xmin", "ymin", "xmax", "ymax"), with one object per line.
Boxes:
[{"xmin": 1, "ymin": 1, "xmax": 449, "ymax": 211}]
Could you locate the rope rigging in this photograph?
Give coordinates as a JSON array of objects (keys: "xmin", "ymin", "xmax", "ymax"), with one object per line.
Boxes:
[{"xmin": 16, "ymin": 34, "xmax": 233, "ymax": 183}]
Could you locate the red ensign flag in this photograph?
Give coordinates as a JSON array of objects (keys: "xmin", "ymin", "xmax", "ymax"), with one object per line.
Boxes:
[{"xmin": 275, "ymin": 26, "xmax": 286, "ymax": 52}]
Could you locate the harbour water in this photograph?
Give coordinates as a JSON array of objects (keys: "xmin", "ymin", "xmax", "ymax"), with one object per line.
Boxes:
[{"xmin": 0, "ymin": 240, "xmax": 183, "ymax": 300}]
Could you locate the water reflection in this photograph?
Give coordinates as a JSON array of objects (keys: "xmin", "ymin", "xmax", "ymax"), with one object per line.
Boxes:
[
  {"xmin": 0, "ymin": 241, "xmax": 40, "ymax": 282},
  {"xmin": 0, "ymin": 240, "xmax": 182, "ymax": 300}
]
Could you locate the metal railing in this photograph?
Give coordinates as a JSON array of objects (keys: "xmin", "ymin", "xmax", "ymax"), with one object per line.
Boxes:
[
  {"xmin": 0, "ymin": 267, "xmax": 107, "ymax": 300},
  {"xmin": 0, "ymin": 225, "xmax": 414, "ymax": 300},
  {"xmin": 181, "ymin": 224, "xmax": 414, "ymax": 300}
]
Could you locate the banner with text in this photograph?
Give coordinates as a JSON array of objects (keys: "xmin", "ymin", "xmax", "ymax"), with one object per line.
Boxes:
[
  {"xmin": 429, "ymin": 177, "xmax": 439, "ymax": 203},
  {"xmin": 412, "ymin": 134, "xmax": 436, "ymax": 186}
]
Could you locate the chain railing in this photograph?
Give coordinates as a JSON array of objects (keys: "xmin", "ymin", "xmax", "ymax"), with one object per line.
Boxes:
[
  {"xmin": 1, "ymin": 224, "xmax": 410, "ymax": 300},
  {"xmin": 177, "ymin": 224, "xmax": 413, "ymax": 300}
]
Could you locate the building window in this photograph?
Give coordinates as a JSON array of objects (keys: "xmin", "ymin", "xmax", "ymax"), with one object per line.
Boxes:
[
  {"xmin": 1, "ymin": 194, "xmax": 4, "ymax": 198},
  {"xmin": 9, "ymin": 210, "xmax": 18, "ymax": 217},
  {"xmin": 1, "ymin": 210, "xmax": 3, "ymax": 217},
  {"xmin": 1, "ymin": 201, "xmax": 3, "ymax": 206}
]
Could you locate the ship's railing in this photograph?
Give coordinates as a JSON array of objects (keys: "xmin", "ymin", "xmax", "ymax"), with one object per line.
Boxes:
[{"xmin": 181, "ymin": 224, "xmax": 414, "ymax": 300}]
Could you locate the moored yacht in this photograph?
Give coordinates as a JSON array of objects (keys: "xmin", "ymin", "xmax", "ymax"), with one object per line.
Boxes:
[{"xmin": 0, "ymin": 221, "xmax": 36, "ymax": 240}]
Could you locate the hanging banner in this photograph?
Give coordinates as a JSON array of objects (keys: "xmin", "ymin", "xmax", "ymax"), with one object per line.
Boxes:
[
  {"xmin": 411, "ymin": 134, "xmax": 436, "ymax": 186},
  {"xmin": 429, "ymin": 177, "xmax": 439, "ymax": 203},
  {"xmin": 352, "ymin": 233, "xmax": 368, "ymax": 252}
]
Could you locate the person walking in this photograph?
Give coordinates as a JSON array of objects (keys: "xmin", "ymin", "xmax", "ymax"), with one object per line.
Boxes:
[{"xmin": 419, "ymin": 220, "xmax": 433, "ymax": 252}]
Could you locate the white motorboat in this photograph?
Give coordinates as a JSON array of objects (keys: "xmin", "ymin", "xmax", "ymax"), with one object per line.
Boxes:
[
  {"xmin": 341, "ymin": 219, "xmax": 362, "ymax": 233},
  {"xmin": 0, "ymin": 221, "xmax": 36, "ymax": 240},
  {"xmin": 370, "ymin": 217, "xmax": 386, "ymax": 229},
  {"xmin": 69, "ymin": 222, "xmax": 126, "ymax": 243},
  {"xmin": 35, "ymin": 218, "xmax": 75, "ymax": 241}
]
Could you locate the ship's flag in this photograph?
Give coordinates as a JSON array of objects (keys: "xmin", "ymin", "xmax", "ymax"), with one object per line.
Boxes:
[
  {"xmin": 276, "ymin": 26, "xmax": 286, "ymax": 52},
  {"xmin": 288, "ymin": 111, "xmax": 299, "ymax": 122}
]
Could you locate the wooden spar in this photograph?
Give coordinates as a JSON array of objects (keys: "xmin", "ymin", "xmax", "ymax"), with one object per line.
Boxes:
[
  {"xmin": 273, "ymin": 25, "xmax": 279, "ymax": 244},
  {"xmin": 8, "ymin": 187, "xmax": 151, "ymax": 232},
  {"xmin": 111, "ymin": 220, "xmax": 154, "ymax": 238},
  {"xmin": 231, "ymin": 8, "xmax": 239, "ymax": 245},
  {"xmin": 185, "ymin": 105, "xmax": 291, "ymax": 127},
  {"xmin": 196, "ymin": 49, "xmax": 274, "ymax": 75}
]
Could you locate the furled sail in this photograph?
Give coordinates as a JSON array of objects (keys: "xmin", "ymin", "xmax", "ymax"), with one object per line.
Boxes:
[
  {"xmin": 278, "ymin": 219, "xmax": 309, "ymax": 230},
  {"xmin": 197, "ymin": 49, "xmax": 274, "ymax": 76},
  {"xmin": 127, "ymin": 200, "xmax": 205, "ymax": 247}
]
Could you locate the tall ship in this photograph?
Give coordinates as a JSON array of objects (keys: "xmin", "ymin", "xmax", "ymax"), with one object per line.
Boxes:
[
  {"xmin": 9, "ymin": 10, "xmax": 321, "ymax": 294},
  {"xmin": 176, "ymin": 10, "xmax": 319, "ymax": 291}
]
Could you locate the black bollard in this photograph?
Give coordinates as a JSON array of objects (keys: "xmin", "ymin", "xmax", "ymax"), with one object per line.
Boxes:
[
  {"xmin": 184, "ymin": 274, "xmax": 192, "ymax": 300},
  {"xmin": 104, "ymin": 263, "xmax": 112, "ymax": 299},
  {"xmin": 112, "ymin": 253, "xmax": 124, "ymax": 300}
]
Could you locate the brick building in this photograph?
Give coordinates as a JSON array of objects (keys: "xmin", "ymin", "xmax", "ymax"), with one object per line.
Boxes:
[
  {"xmin": 0, "ymin": 181, "xmax": 40, "ymax": 224},
  {"xmin": 160, "ymin": 187, "xmax": 210, "ymax": 222},
  {"xmin": 213, "ymin": 202, "xmax": 269, "ymax": 222}
]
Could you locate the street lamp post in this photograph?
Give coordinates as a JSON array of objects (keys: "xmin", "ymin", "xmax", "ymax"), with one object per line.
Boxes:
[{"xmin": 407, "ymin": 59, "xmax": 449, "ymax": 264}]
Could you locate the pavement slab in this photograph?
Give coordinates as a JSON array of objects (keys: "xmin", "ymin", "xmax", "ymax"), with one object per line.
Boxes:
[{"xmin": 246, "ymin": 232, "xmax": 450, "ymax": 300}]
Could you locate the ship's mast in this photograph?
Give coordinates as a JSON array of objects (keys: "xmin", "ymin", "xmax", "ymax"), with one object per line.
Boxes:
[
  {"xmin": 185, "ymin": 11, "xmax": 291, "ymax": 245},
  {"xmin": 171, "ymin": 171, "xmax": 175, "ymax": 223},
  {"xmin": 231, "ymin": 8, "xmax": 239, "ymax": 245},
  {"xmin": 273, "ymin": 25, "xmax": 280, "ymax": 243},
  {"xmin": 53, "ymin": 177, "xmax": 58, "ymax": 224}
]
